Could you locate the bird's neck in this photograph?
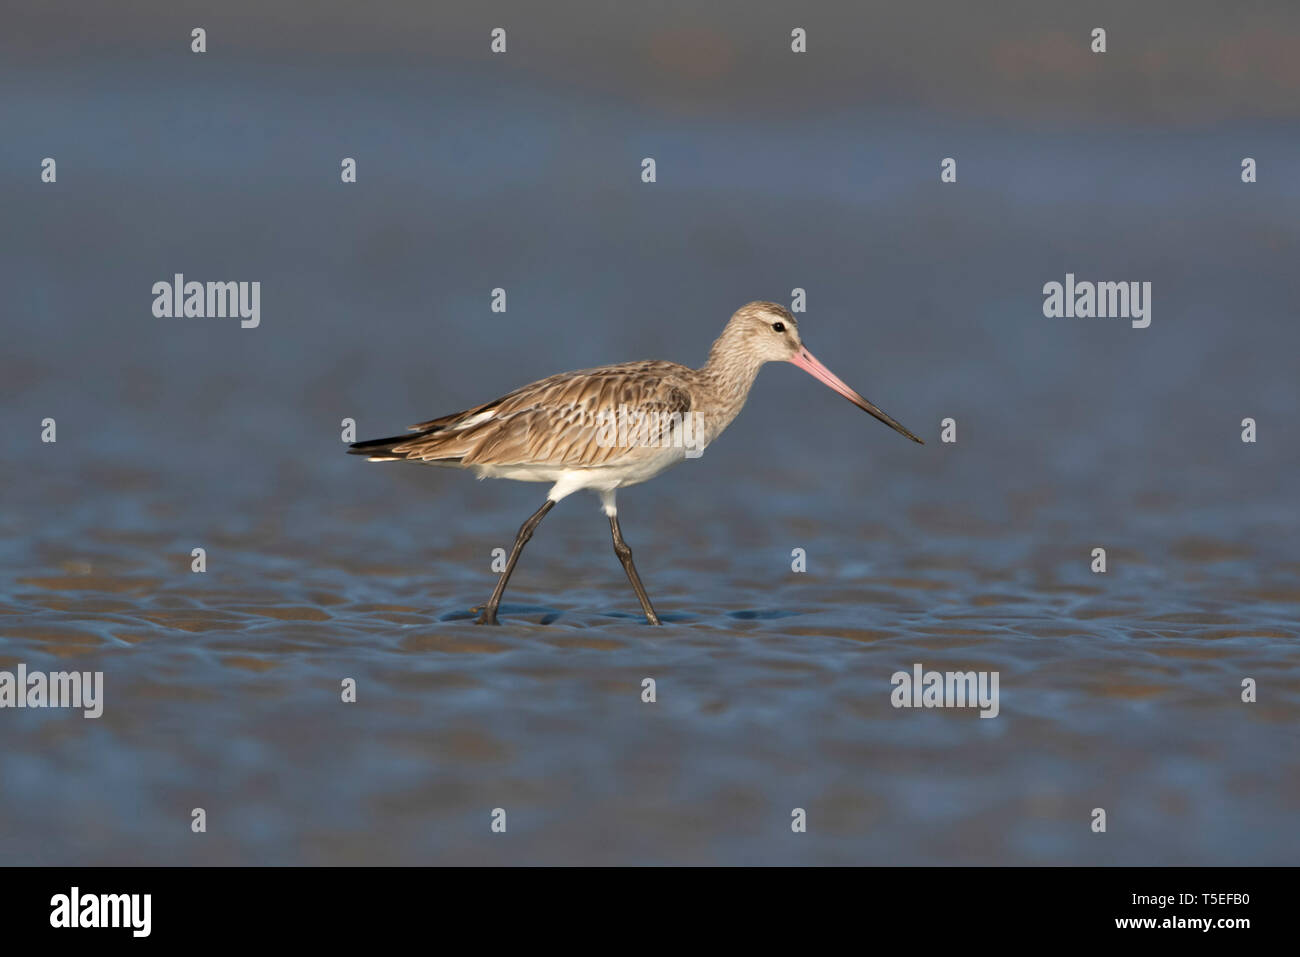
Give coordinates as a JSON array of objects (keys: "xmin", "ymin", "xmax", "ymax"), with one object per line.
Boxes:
[{"xmin": 698, "ymin": 334, "xmax": 765, "ymax": 426}]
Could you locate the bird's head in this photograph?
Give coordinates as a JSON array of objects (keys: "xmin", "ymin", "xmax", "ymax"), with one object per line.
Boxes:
[
  {"xmin": 725, "ymin": 301, "xmax": 805, "ymax": 362},
  {"xmin": 722, "ymin": 300, "xmax": 924, "ymax": 445}
]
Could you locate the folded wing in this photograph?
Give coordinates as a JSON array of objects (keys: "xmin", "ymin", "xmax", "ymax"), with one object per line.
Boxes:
[{"xmin": 355, "ymin": 360, "xmax": 695, "ymax": 469}]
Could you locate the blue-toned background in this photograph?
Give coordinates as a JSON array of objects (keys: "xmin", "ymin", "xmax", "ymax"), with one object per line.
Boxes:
[{"xmin": 1, "ymin": 1, "xmax": 1297, "ymax": 864}]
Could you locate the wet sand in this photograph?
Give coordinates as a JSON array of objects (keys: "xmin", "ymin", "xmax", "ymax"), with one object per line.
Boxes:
[{"xmin": 3, "ymin": 463, "xmax": 1297, "ymax": 864}]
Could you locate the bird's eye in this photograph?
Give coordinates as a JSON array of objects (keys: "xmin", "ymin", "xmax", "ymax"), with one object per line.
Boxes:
[{"xmin": 771, "ymin": 321, "xmax": 785, "ymax": 332}]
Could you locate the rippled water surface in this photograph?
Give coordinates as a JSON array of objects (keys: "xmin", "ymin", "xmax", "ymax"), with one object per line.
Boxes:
[
  {"xmin": 2, "ymin": 5, "xmax": 1299, "ymax": 865},
  {"xmin": 5, "ymin": 451, "xmax": 1297, "ymax": 864}
]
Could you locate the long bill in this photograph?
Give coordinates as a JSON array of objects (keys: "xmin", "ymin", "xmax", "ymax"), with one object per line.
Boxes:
[{"xmin": 790, "ymin": 346, "xmax": 924, "ymax": 444}]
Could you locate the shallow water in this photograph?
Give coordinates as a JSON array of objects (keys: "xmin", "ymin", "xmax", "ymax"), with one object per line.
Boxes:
[
  {"xmin": 2, "ymin": 5, "xmax": 1299, "ymax": 864},
  {"xmin": 4, "ymin": 451, "xmax": 1297, "ymax": 864}
]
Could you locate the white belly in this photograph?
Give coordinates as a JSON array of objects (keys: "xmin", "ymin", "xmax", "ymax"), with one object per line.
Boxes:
[{"xmin": 473, "ymin": 445, "xmax": 689, "ymax": 500}]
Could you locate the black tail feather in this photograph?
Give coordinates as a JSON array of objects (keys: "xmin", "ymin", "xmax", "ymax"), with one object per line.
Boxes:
[
  {"xmin": 348, "ymin": 428, "xmax": 462, "ymax": 464},
  {"xmin": 347, "ymin": 433, "xmax": 415, "ymax": 457}
]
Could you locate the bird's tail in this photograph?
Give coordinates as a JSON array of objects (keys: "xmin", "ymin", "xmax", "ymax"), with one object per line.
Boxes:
[
  {"xmin": 348, "ymin": 428, "xmax": 461, "ymax": 463},
  {"xmin": 347, "ymin": 433, "xmax": 411, "ymax": 461}
]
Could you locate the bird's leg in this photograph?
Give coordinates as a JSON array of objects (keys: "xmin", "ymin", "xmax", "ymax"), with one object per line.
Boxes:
[
  {"xmin": 476, "ymin": 499, "xmax": 556, "ymax": 625},
  {"xmin": 608, "ymin": 513, "xmax": 662, "ymax": 625}
]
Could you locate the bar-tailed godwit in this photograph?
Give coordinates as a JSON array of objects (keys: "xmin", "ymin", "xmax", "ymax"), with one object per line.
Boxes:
[{"xmin": 350, "ymin": 301, "xmax": 922, "ymax": 624}]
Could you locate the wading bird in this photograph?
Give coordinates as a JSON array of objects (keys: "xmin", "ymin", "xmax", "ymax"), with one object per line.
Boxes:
[{"xmin": 350, "ymin": 301, "xmax": 922, "ymax": 624}]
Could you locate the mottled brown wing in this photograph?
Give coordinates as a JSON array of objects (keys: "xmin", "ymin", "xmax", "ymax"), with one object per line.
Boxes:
[{"xmin": 390, "ymin": 361, "xmax": 695, "ymax": 468}]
